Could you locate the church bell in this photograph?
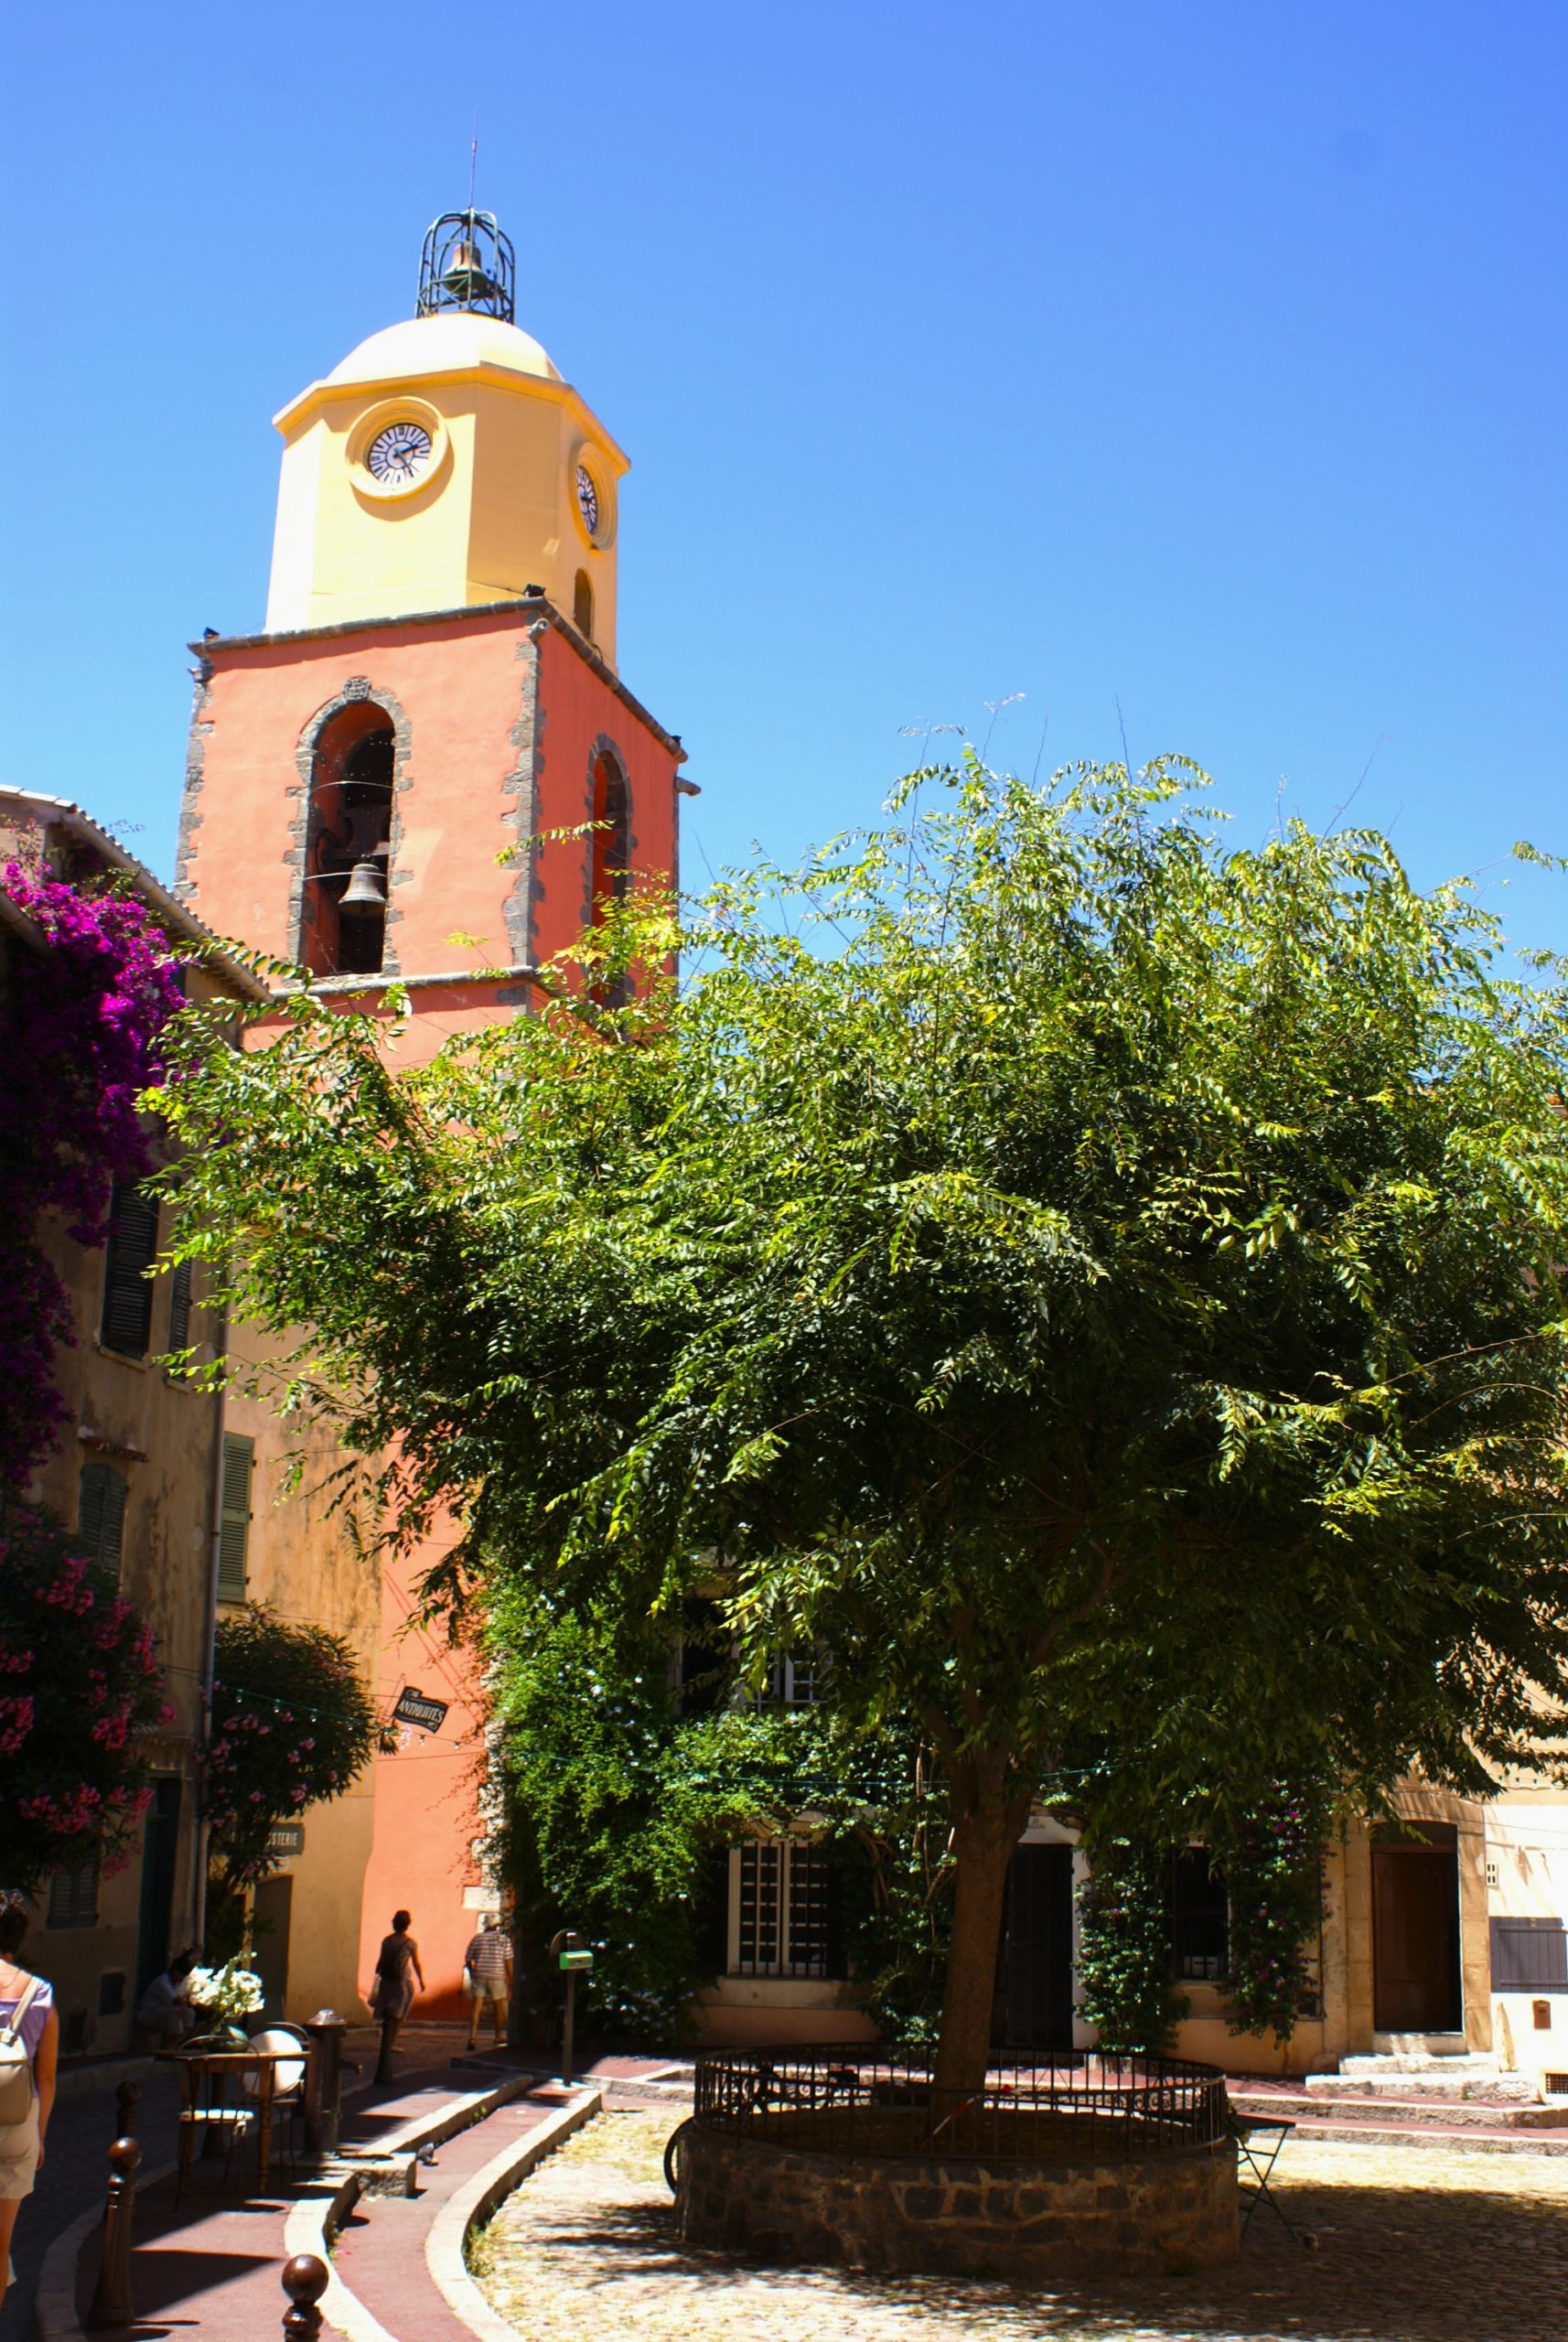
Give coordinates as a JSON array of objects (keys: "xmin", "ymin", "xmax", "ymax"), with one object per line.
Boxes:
[
  {"xmin": 338, "ymin": 858, "xmax": 389, "ymax": 918},
  {"xmin": 441, "ymin": 240, "xmax": 499, "ymax": 306}
]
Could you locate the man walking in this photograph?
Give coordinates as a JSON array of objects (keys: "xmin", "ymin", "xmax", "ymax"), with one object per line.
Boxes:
[{"xmin": 463, "ymin": 1915, "xmax": 513, "ymax": 2051}]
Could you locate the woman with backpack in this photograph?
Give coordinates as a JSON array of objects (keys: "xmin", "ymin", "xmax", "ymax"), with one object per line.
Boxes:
[{"xmin": 0, "ymin": 1898, "xmax": 58, "ymax": 2312}]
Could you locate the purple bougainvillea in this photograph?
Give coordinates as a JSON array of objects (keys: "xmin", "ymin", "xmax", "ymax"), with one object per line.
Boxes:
[{"xmin": 0, "ymin": 863, "xmax": 184, "ymax": 1486}]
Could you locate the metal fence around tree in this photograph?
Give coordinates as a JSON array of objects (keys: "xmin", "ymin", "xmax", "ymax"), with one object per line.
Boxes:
[{"xmin": 691, "ymin": 2045, "xmax": 1230, "ymax": 2164}]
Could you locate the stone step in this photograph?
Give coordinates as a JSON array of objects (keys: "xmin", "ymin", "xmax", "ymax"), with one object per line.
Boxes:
[
  {"xmin": 1337, "ymin": 2049, "xmax": 1500, "ymax": 2075},
  {"xmin": 1234, "ymin": 2087, "xmax": 1568, "ymax": 2132},
  {"xmin": 1283, "ymin": 2113, "xmax": 1568, "ymax": 2156},
  {"xmin": 1304, "ymin": 2068, "xmax": 1537, "ymax": 2103}
]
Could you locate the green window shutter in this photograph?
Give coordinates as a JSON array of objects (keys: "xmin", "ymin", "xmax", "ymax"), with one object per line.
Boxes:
[
  {"xmin": 48, "ymin": 1856, "xmax": 100, "ymax": 1929},
  {"xmin": 167, "ymin": 1259, "xmax": 193, "ymax": 1355},
  {"xmin": 78, "ymin": 1462, "xmax": 128, "ymax": 1574},
  {"xmin": 101, "ymin": 1184, "xmax": 158, "ymax": 1357},
  {"xmin": 217, "ymin": 1434, "xmax": 253, "ymax": 1603}
]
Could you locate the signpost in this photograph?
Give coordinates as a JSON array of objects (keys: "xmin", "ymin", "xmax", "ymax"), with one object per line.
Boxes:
[
  {"xmin": 548, "ymin": 1929, "xmax": 594, "ymax": 2085},
  {"xmin": 392, "ymin": 1687, "xmax": 449, "ymax": 1733}
]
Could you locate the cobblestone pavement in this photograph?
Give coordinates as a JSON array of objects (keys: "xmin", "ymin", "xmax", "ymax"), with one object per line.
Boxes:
[{"xmin": 472, "ymin": 2107, "xmax": 1568, "ymax": 2342}]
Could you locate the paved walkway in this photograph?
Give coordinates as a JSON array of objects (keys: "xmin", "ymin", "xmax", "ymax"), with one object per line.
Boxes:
[{"xmin": 474, "ymin": 2105, "xmax": 1568, "ymax": 2342}]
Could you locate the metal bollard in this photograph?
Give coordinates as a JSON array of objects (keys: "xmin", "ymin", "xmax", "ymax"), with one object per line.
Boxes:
[
  {"xmin": 303, "ymin": 2012, "xmax": 347, "ymax": 2157},
  {"xmin": 281, "ymin": 2252, "xmax": 328, "ymax": 2341},
  {"xmin": 114, "ymin": 2078, "xmax": 141, "ymax": 2139},
  {"xmin": 85, "ymin": 2135, "xmax": 140, "ymax": 2330}
]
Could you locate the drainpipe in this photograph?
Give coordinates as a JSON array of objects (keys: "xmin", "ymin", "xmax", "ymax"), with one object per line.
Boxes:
[{"xmin": 191, "ymin": 1305, "xmax": 229, "ymax": 1951}]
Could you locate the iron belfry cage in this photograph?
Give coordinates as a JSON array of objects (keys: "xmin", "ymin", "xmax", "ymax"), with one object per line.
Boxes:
[{"xmin": 417, "ymin": 210, "xmax": 517, "ymax": 323}]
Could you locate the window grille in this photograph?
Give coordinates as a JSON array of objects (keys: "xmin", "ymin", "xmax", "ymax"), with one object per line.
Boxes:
[
  {"xmin": 48, "ymin": 1857, "xmax": 100, "ymax": 1930},
  {"xmin": 1170, "ymin": 1847, "xmax": 1230, "ymax": 1982},
  {"xmin": 101, "ymin": 1184, "xmax": 158, "ymax": 1357},
  {"xmin": 77, "ymin": 1462, "xmax": 127, "ymax": 1576},
  {"xmin": 734, "ymin": 1839, "xmax": 831, "ymax": 1977},
  {"xmin": 217, "ymin": 1433, "xmax": 253, "ymax": 1602}
]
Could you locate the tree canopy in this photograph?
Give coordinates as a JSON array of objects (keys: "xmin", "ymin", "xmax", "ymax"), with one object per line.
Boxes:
[{"xmin": 165, "ymin": 758, "xmax": 1568, "ymax": 2087}]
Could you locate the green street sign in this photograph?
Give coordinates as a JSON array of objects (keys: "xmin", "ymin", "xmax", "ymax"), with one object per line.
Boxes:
[{"xmin": 558, "ymin": 1950, "xmax": 595, "ymax": 1972}]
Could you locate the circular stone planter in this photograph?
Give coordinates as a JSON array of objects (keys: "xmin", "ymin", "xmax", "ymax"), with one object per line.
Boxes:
[
  {"xmin": 677, "ymin": 2122, "xmax": 1238, "ymax": 2281},
  {"xmin": 675, "ymin": 2046, "xmax": 1240, "ymax": 2281}
]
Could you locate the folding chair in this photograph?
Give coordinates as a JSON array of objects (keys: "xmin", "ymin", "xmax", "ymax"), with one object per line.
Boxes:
[{"xmin": 1233, "ymin": 2115, "xmax": 1316, "ymax": 2247}]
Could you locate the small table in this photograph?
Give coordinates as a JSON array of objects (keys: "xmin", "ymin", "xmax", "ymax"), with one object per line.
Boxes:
[{"xmin": 157, "ymin": 2047, "xmax": 303, "ymax": 2192}]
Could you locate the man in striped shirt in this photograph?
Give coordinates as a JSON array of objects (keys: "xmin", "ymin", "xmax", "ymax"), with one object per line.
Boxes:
[{"xmin": 463, "ymin": 1915, "xmax": 513, "ymax": 2049}]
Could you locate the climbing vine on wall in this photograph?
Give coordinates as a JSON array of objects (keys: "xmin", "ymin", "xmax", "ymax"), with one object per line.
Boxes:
[
  {"xmin": 1211, "ymin": 1783, "xmax": 1331, "ymax": 2045},
  {"xmin": 0, "ymin": 862, "xmax": 184, "ymax": 1487}
]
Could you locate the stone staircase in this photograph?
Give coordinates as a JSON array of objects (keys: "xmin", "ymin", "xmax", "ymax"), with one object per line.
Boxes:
[{"xmin": 1230, "ymin": 2050, "xmax": 1568, "ymax": 2155}]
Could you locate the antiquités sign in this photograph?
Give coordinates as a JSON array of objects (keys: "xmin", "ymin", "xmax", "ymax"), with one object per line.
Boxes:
[{"xmin": 392, "ymin": 1686, "xmax": 449, "ymax": 1732}]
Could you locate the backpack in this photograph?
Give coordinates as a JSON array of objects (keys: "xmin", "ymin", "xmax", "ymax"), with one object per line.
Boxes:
[{"xmin": 0, "ymin": 1974, "xmax": 43, "ymax": 2126}]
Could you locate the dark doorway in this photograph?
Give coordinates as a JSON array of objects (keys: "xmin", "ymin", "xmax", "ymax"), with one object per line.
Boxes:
[
  {"xmin": 135, "ymin": 1777, "xmax": 182, "ymax": 1995},
  {"xmin": 997, "ymin": 1844, "xmax": 1075, "ymax": 2049},
  {"xmin": 1372, "ymin": 1822, "xmax": 1462, "ymax": 2032},
  {"xmin": 252, "ymin": 1875, "xmax": 295, "ymax": 2019}
]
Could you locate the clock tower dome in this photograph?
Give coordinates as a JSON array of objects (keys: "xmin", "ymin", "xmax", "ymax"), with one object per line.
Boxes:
[{"xmin": 265, "ymin": 212, "xmax": 625, "ymax": 662}]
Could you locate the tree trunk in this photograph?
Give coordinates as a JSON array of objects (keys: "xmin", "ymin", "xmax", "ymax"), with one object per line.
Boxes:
[{"xmin": 931, "ymin": 1760, "xmax": 1036, "ymax": 2097}]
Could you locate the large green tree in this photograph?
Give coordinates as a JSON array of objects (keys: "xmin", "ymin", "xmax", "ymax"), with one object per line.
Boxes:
[{"xmin": 164, "ymin": 760, "xmax": 1568, "ymax": 2090}]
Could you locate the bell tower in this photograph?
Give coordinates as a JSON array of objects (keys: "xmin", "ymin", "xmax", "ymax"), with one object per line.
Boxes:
[
  {"xmin": 264, "ymin": 210, "xmax": 626, "ymax": 663},
  {"xmin": 177, "ymin": 207, "xmax": 682, "ymax": 1024},
  {"xmin": 173, "ymin": 209, "xmax": 686, "ymax": 2032}
]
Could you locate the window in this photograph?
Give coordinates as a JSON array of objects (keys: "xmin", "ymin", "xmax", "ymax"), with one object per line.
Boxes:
[
  {"xmin": 731, "ymin": 1839, "xmax": 833, "ymax": 1978},
  {"xmin": 101, "ymin": 1183, "xmax": 158, "ymax": 1356},
  {"xmin": 590, "ymin": 753, "xmax": 629, "ymax": 916},
  {"xmin": 301, "ymin": 705, "xmax": 394, "ymax": 979},
  {"xmin": 48, "ymin": 1856, "xmax": 100, "ymax": 1930},
  {"xmin": 77, "ymin": 1462, "xmax": 127, "ymax": 1575},
  {"xmin": 1492, "ymin": 1918, "xmax": 1568, "ymax": 1993},
  {"xmin": 768, "ymin": 1647, "xmax": 822, "ymax": 1706},
  {"xmin": 167, "ymin": 1259, "xmax": 193, "ymax": 1356},
  {"xmin": 574, "ymin": 568, "xmax": 595, "ymax": 640},
  {"xmin": 217, "ymin": 1433, "xmax": 254, "ymax": 1602},
  {"xmin": 1171, "ymin": 1848, "xmax": 1229, "ymax": 1982}
]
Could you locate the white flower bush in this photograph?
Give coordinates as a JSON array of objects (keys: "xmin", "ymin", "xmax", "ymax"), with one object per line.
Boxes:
[{"xmin": 188, "ymin": 1955, "xmax": 264, "ymax": 2024}]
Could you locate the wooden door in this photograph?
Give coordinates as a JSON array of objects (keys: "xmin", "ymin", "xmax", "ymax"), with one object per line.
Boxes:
[
  {"xmin": 1372, "ymin": 1828, "xmax": 1461, "ymax": 2033},
  {"xmin": 252, "ymin": 1875, "xmax": 295, "ymax": 2019},
  {"xmin": 998, "ymin": 1845, "xmax": 1075, "ymax": 2049}
]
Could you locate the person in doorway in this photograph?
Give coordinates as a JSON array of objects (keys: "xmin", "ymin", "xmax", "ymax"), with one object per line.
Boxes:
[
  {"xmin": 134, "ymin": 1950, "xmax": 197, "ymax": 2047},
  {"xmin": 462, "ymin": 1916, "xmax": 513, "ymax": 2051},
  {"xmin": 368, "ymin": 1909, "xmax": 424, "ymax": 2084},
  {"xmin": 0, "ymin": 1898, "xmax": 59, "ymax": 2315}
]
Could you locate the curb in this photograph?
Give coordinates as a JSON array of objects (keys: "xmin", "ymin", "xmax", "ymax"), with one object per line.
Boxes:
[{"xmin": 424, "ymin": 2090, "xmax": 601, "ymax": 2342}]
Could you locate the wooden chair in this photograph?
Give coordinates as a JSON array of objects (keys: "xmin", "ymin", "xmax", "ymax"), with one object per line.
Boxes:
[{"xmin": 174, "ymin": 2035, "xmax": 257, "ymax": 2201}]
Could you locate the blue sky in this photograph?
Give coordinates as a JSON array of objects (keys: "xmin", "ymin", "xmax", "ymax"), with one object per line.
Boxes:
[{"xmin": 3, "ymin": 3, "xmax": 1563, "ymax": 949}]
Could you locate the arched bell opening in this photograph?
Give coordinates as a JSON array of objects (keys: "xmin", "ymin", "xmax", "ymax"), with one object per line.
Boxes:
[
  {"xmin": 302, "ymin": 703, "xmax": 395, "ymax": 979},
  {"xmin": 573, "ymin": 569, "xmax": 595, "ymax": 642},
  {"xmin": 589, "ymin": 749, "xmax": 630, "ymax": 1008}
]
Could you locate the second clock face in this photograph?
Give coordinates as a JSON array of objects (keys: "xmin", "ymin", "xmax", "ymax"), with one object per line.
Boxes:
[
  {"xmin": 367, "ymin": 420, "xmax": 434, "ymax": 488},
  {"xmin": 575, "ymin": 464, "xmax": 601, "ymax": 539}
]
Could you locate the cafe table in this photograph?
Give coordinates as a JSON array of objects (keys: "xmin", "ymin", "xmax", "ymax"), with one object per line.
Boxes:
[{"xmin": 156, "ymin": 2042, "xmax": 306, "ymax": 2196}]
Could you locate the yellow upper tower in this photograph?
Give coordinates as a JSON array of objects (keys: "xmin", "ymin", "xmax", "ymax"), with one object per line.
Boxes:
[{"xmin": 263, "ymin": 210, "xmax": 627, "ymax": 663}]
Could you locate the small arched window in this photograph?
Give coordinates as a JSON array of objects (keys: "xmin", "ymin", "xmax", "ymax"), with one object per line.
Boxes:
[
  {"xmin": 573, "ymin": 569, "xmax": 595, "ymax": 641},
  {"xmin": 302, "ymin": 704, "xmax": 394, "ymax": 978},
  {"xmin": 590, "ymin": 753, "xmax": 629, "ymax": 918}
]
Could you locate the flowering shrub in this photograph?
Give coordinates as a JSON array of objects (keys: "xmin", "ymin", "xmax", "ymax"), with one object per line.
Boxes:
[
  {"xmin": 1075, "ymin": 1835, "xmax": 1186, "ymax": 2052},
  {"xmin": 1217, "ymin": 1784, "xmax": 1330, "ymax": 2044},
  {"xmin": 207, "ymin": 1605, "xmax": 381, "ymax": 1897},
  {"xmin": 0, "ymin": 863, "xmax": 184, "ymax": 1486},
  {"xmin": 0, "ymin": 1504, "xmax": 172, "ymax": 1894},
  {"xmin": 187, "ymin": 1957, "xmax": 264, "ymax": 2025}
]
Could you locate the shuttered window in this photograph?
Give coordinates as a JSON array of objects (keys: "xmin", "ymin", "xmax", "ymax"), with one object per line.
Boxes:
[
  {"xmin": 1491, "ymin": 1918, "xmax": 1568, "ymax": 1993},
  {"xmin": 167, "ymin": 1259, "xmax": 193, "ymax": 1356},
  {"xmin": 48, "ymin": 1856, "xmax": 100, "ymax": 1929},
  {"xmin": 100, "ymin": 1183, "xmax": 158, "ymax": 1357},
  {"xmin": 77, "ymin": 1462, "xmax": 128, "ymax": 1575},
  {"xmin": 217, "ymin": 1433, "xmax": 253, "ymax": 1603}
]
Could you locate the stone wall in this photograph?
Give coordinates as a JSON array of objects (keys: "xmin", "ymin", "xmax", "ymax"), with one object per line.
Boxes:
[{"xmin": 677, "ymin": 2123, "xmax": 1239, "ymax": 2280}]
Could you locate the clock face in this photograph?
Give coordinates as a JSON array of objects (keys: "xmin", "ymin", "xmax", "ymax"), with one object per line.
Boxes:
[
  {"xmin": 367, "ymin": 420, "xmax": 434, "ymax": 488},
  {"xmin": 575, "ymin": 464, "xmax": 601, "ymax": 538}
]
